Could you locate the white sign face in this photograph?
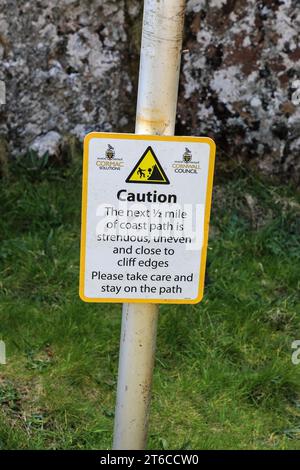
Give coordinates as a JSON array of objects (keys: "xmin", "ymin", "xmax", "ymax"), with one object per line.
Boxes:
[{"xmin": 80, "ymin": 133, "xmax": 215, "ymax": 304}]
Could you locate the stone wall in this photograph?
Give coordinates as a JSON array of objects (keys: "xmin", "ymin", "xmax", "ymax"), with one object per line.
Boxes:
[{"xmin": 0, "ymin": 0, "xmax": 299, "ymax": 182}]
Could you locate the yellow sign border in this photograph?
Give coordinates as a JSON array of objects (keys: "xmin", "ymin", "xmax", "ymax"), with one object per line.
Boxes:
[{"xmin": 79, "ymin": 132, "xmax": 216, "ymax": 304}]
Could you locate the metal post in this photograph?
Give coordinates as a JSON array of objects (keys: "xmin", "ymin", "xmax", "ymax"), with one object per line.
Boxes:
[{"xmin": 113, "ymin": 0, "xmax": 186, "ymax": 450}]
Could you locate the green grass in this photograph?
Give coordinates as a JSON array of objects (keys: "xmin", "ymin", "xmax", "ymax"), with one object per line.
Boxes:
[{"xmin": 0, "ymin": 152, "xmax": 299, "ymax": 449}]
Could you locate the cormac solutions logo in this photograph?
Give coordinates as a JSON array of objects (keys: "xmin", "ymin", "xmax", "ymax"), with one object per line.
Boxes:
[{"xmin": 96, "ymin": 144, "xmax": 124, "ymax": 171}]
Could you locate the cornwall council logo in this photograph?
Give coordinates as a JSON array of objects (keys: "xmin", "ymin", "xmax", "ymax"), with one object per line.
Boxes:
[
  {"xmin": 183, "ymin": 148, "xmax": 192, "ymax": 162},
  {"xmin": 172, "ymin": 147, "xmax": 200, "ymax": 174}
]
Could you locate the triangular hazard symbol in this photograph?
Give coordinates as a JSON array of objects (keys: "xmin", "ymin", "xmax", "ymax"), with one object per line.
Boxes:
[{"xmin": 126, "ymin": 146, "xmax": 169, "ymax": 184}]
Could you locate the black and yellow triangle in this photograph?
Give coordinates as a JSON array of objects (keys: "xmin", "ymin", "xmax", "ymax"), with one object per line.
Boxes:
[{"xmin": 126, "ymin": 146, "xmax": 169, "ymax": 184}]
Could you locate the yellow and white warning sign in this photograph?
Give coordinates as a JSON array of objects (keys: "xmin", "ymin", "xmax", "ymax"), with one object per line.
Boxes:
[
  {"xmin": 80, "ymin": 132, "xmax": 216, "ymax": 304},
  {"xmin": 126, "ymin": 146, "xmax": 169, "ymax": 184}
]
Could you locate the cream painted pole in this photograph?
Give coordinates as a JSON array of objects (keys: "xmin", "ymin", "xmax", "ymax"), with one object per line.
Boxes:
[{"xmin": 113, "ymin": 0, "xmax": 186, "ymax": 450}]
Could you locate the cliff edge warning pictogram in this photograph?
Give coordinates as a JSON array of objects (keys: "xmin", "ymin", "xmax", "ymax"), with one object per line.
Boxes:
[{"xmin": 126, "ymin": 146, "xmax": 170, "ymax": 184}]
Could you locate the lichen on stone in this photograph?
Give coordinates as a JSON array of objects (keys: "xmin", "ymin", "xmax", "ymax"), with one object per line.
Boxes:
[{"xmin": 0, "ymin": 0, "xmax": 299, "ymax": 182}]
